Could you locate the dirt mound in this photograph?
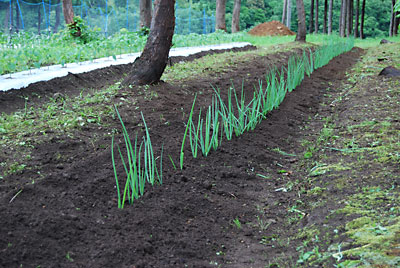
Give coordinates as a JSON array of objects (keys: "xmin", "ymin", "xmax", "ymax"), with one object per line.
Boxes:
[
  {"xmin": 248, "ymin": 20, "xmax": 296, "ymax": 36},
  {"xmin": 378, "ymin": 66, "xmax": 400, "ymax": 77}
]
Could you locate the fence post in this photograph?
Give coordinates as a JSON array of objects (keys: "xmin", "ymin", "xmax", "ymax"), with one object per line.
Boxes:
[
  {"xmin": 16, "ymin": 0, "xmax": 24, "ymax": 30},
  {"xmin": 105, "ymin": 0, "xmax": 108, "ymax": 37},
  {"xmin": 42, "ymin": 0, "xmax": 47, "ymax": 31},
  {"xmin": 133, "ymin": 10, "xmax": 136, "ymax": 31},
  {"xmin": 188, "ymin": 5, "xmax": 191, "ymax": 33},
  {"xmin": 203, "ymin": 8, "xmax": 206, "ymax": 34},
  {"xmin": 175, "ymin": 2, "xmax": 178, "ymax": 34},
  {"xmin": 85, "ymin": 2, "xmax": 89, "ymax": 27},
  {"xmin": 49, "ymin": 0, "xmax": 51, "ymax": 30},
  {"xmin": 211, "ymin": 14, "xmax": 215, "ymax": 33},
  {"xmin": 126, "ymin": 0, "xmax": 129, "ymax": 30}
]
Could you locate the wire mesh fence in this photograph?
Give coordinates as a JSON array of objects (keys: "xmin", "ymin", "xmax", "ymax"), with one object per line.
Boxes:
[{"xmin": 0, "ymin": 0, "xmax": 216, "ymax": 36}]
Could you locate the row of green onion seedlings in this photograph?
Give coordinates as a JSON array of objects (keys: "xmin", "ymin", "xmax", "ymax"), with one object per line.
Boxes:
[
  {"xmin": 109, "ymin": 37, "xmax": 354, "ymax": 207},
  {"xmin": 111, "ymin": 106, "xmax": 163, "ymax": 209},
  {"xmin": 180, "ymin": 37, "xmax": 354, "ymax": 169}
]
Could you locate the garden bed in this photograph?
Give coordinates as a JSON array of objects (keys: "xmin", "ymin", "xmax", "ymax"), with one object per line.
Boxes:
[{"xmin": 1, "ymin": 42, "xmax": 398, "ymax": 267}]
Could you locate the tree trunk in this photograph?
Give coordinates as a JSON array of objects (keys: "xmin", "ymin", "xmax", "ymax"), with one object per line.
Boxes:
[
  {"xmin": 282, "ymin": 0, "xmax": 287, "ymax": 24},
  {"xmin": 286, "ymin": 0, "xmax": 291, "ymax": 29},
  {"xmin": 350, "ymin": 0, "xmax": 354, "ymax": 34},
  {"xmin": 62, "ymin": 0, "xmax": 75, "ymax": 25},
  {"xmin": 354, "ymin": 0, "xmax": 359, "ymax": 37},
  {"xmin": 323, "ymin": 0, "xmax": 327, "ymax": 33},
  {"xmin": 231, "ymin": 0, "xmax": 241, "ymax": 33},
  {"xmin": 310, "ymin": 0, "xmax": 314, "ymax": 33},
  {"xmin": 38, "ymin": 4, "xmax": 41, "ymax": 35},
  {"xmin": 339, "ymin": 0, "xmax": 346, "ymax": 37},
  {"xmin": 295, "ymin": 0, "xmax": 307, "ymax": 42},
  {"xmin": 328, "ymin": 0, "xmax": 333, "ymax": 34},
  {"xmin": 122, "ymin": 0, "xmax": 175, "ymax": 86},
  {"xmin": 140, "ymin": 0, "xmax": 152, "ymax": 28},
  {"xmin": 389, "ymin": 0, "xmax": 395, "ymax": 36},
  {"xmin": 53, "ymin": 4, "xmax": 61, "ymax": 33},
  {"xmin": 394, "ymin": 12, "xmax": 399, "ymax": 35},
  {"xmin": 315, "ymin": 0, "xmax": 319, "ymax": 33},
  {"xmin": 216, "ymin": 0, "xmax": 227, "ymax": 31},
  {"xmin": 346, "ymin": 0, "xmax": 351, "ymax": 36},
  {"xmin": 360, "ymin": 0, "xmax": 365, "ymax": 38}
]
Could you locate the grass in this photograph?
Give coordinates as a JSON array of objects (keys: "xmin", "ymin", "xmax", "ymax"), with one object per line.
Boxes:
[
  {"xmin": 162, "ymin": 42, "xmax": 311, "ymax": 83},
  {"xmin": 277, "ymin": 41, "xmax": 400, "ymax": 267},
  {"xmin": 0, "ymin": 82, "xmax": 123, "ymax": 180}
]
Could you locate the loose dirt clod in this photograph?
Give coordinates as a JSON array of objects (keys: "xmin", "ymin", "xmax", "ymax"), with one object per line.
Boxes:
[
  {"xmin": 378, "ymin": 66, "xmax": 400, "ymax": 77},
  {"xmin": 248, "ymin": 21, "xmax": 296, "ymax": 36},
  {"xmin": 380, "ymin": 39, "xmax": 394, "ymax": 44}
]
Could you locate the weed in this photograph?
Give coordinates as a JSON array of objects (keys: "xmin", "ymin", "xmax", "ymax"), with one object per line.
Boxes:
[
  {"xmin": 232, "ymin": 218, "xmax": 242, "ymax": 229},
  {"xmin": 65, "ymin": 252, "xmax": 74, "ymax": 262}
]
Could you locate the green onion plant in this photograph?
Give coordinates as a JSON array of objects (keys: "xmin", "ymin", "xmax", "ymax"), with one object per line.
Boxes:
[
  {"xmin": 179, "ymin": 36, "xmax": 354, "ymax": 167},
  {"xmin": 111, "ymin": 106, "xmax": 163, "ymax": 209}
]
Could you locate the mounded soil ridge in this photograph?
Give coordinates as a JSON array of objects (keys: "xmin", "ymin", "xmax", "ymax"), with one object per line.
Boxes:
[{"xmin": 0, "ymin": 45, "xmax": 365, "ymax": 267}]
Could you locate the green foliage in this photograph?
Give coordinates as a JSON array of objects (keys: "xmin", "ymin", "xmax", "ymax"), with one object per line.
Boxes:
[
  {"xmin": 180, "ymin": 36, "xmax": 354, "ymax": 166},
  {"xmin": 111, "ymin": 106, "xmax": 163, "ymax": 209},
  {"xmin": 66, "ymin": 16, "xmax": 98, "ymax": 44},
  {"xmin": 137, "ymin": 27, "xmax": 150, "ymax": 37},
  {"xmin": 0, "ymin": 30, "xmax": 249, "ymax": 76}
]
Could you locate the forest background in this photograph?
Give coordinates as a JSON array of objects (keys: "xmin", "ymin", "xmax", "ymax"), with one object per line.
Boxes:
[{"xmin": 0, "ymin": 0, "xmax": 396, "ymax": 38}]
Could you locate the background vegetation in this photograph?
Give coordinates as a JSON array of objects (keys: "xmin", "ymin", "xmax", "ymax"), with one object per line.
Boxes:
[{"xmin": 0, "ymin": 0, "xmax": 395, "ymax": 38}]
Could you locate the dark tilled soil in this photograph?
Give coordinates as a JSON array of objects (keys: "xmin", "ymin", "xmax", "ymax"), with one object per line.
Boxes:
[{"xmin": 0, "ymin": 46, "xmax": 363, "ymax": 267}]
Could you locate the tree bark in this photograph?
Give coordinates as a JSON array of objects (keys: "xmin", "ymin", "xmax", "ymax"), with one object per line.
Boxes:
[
  {"xmin": 53, "ymin": 4, "xmax": 61, "ymax": 33},
  {"xmin": 140, "ymin": 0, "xmax": 152, "ymax": 28},
  {"xmin": 315, "ymin": 0, "xmax": 319, "ymax": 33},
  {"xmin": 328, "ymin": 0, "xmax": 333, "ymax": 34},
  {"xmin": 394, "ymin": 12, "xmax": 399, "ymax": 35},
  {"xmin": 360, "ymin": 0, "xmax": 366, "ymax": 38},
  {"xmin": 389, "ymin": 0, "xmax": 395, "ymax": 36},
  {"xmin": 216, "ymin": 0, "xmax": 227, "ymax": 31},
  {"xmin": 310, "ymin": 0, "xmax": 314, "ymax": 33},
  {"xmin": 295, "ymin": 0, "xmax": 307, "ymax": 41},
  {"xmin": 62, "ymin": 0, "xmax": 75, "ymax": 25},
  {"xmin": 286, "ymin": 0, "xmax": 291, "ymax": 29},
  {"xmin": 231, "ymin": 0, "xmax": 241, "ymax": 33},
  {"xmin": 350, "ymin": 0, "xmax": 354, "ymax": 34},
  {"xmin": 323, "ymin": 0, "xmax": 327, "ymax": 33},
  {"xmin": 282, "ymin": 0, "xmax": 287, "ymax": 24},
  {"xmin": 346, "ymin": 0, "xmax": 351, "ymax": 36},
  {"xmin": 354, "ymin": 0, "xmax": 359, "ymax": 37},
  {"xmin": 122, "ymin": 0, "xmax": 175, "ymax": 86},
  {"xmin": 339, "ymin": 0, "xmax": 346, "ymax": 37}
]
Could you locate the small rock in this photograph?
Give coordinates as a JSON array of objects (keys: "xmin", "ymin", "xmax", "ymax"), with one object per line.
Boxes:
[
  {"xmin": 380, "ymin": 39, "xmax": 393, "ymax": 44},
  {"xmin": 379, "ymin": 66, "xmax": 400, "ymax": 77},
  {"xmin": 202, "ymin": 180, "xmax": 212, "ymax": 190}
]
